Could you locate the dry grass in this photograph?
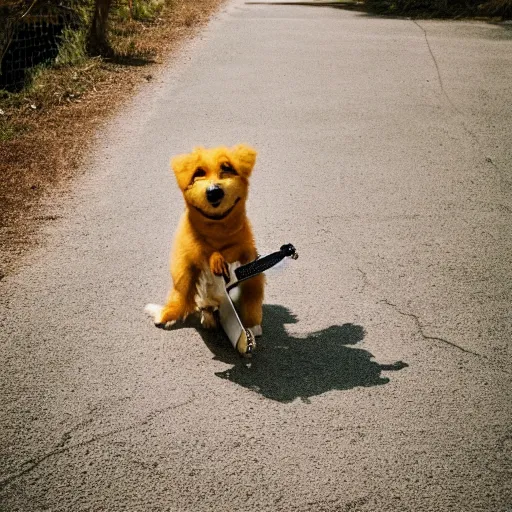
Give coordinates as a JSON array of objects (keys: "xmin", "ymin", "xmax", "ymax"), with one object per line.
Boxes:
[{"xmin": 0, "ymin": 0, "xmax": 225, "ymax": 278}]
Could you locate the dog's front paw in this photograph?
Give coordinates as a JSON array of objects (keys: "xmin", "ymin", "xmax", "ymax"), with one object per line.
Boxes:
[
  {"xmin": 145, "ymin": 303, "xmax": 164, "ymax": 322},
  {"xmin": 200, "ymin": 308, "xmax": 218, "ymax": 329},
  {"xmin": 145, "ymin": 303, "xmax": 176, "ymax": 329},
  {"xmin": 209, "ymin": 252, "xmax": 229, "ymax": 279}
]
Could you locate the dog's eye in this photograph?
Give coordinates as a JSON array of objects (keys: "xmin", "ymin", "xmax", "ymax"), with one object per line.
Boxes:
[
  {"xmin": 192, "ymin": 168, "xmax": 206, "ymax": 181},
  {"xmin": 220, "ymin": 162, "xmax": 237, "ymax": 175}
]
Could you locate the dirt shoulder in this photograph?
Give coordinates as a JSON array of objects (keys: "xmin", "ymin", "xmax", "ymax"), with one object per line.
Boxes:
[{"xmin": 0, "ymin": 0, "xmax": 225, "ymax": 279}]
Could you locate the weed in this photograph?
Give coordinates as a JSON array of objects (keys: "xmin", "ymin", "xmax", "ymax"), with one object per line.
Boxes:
[
  {"xmin": 115, "ymin": 0, "xmax": 165, "ymax": 22},
  {"xmin": 55, "ymin": 27, "xmax": 88, "ymax": 67}
]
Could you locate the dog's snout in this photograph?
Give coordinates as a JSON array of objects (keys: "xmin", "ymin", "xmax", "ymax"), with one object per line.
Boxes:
[{"xmin": 206, "ymin": 185, "xmax": 225, "ymax": 205}]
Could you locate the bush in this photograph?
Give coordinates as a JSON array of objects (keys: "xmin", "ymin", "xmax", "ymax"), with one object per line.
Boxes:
[
  {"xmin": 481, "ymin": 0, "xmax": 512, "ymax": 17},
  {"xmin": 365, "ymin": 0, "xmax": 512, "ymax": 17}
]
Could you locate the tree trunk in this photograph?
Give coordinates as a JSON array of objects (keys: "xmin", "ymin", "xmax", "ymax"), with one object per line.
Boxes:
[{"xmin": 88, "ymin": 0, "xmax": 114, "ymax": 56}]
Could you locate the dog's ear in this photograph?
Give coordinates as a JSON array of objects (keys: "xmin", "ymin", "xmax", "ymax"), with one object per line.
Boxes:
[
  {"xmin": 230, "ymin": 144, "xmax": 257, "ymax": 178},
  {"xmin": 171, "ymin": 152, "xmax": 198, "ymax": 189}
]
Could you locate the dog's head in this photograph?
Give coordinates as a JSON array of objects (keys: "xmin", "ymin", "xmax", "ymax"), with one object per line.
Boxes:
[{"xmin": 171, "ymin": 144, "xmax": 257, "ymax": 221}]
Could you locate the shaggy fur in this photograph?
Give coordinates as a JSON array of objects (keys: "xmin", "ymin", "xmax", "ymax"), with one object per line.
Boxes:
[{"xmin": 145, "ymin": 144, "xmax": 264, "ymax": 336}]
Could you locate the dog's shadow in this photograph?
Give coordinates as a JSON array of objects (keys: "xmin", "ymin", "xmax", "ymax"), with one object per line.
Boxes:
[{"xmin": 197, "ymin": 304, "xmax": 408, "ymax": 403}]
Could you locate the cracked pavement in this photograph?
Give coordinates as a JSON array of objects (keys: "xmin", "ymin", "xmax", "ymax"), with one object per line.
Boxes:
[{"xmin": 1, "ymin": 1, "xmax": 511, "ymax": 510}]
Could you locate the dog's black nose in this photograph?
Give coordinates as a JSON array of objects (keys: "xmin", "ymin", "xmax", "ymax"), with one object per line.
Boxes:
[{"xmin": 206, "ymin": 185, "xmax": 224, "ymax": 205}]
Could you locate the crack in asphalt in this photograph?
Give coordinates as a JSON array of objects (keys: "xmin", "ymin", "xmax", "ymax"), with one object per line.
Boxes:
[
  {"xmin": 412, "ymin": 20, "xmax": 503, "ymax": 175},
  {"xmin": 355, "ymin": 267, "xmax": 510, "ymax": 375},
  {"xmin": 0, "ymin": 397, "xmax": 196, "ymax": 491},
  {"xmin": 356, "ymin": 268, "xmax": 370, "ymax": 293},
  {"xmin": 379, "ymin": 298, "xmax": 481, "ymax": 356},
  {"xmin": 379, "ymin": 299, "xmax": 512, "ymax": 375},
  {"xmin": 412, "ymin": 20, "xmax": 462, "ymax": 118}
]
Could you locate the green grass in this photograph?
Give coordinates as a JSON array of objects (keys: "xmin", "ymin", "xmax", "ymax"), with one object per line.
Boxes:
[
  {"xmin": 115, "ymin": 0, "xmax": 166, "ymax": 22},
  {"xmin": 55, "ymin": 27, "xmax": 88, "ymax": 68}
]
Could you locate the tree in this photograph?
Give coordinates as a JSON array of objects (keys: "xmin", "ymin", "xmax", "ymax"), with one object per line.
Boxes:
[{"xmin": 88, "ymin": 0, "xmax": 114, "ymax": 56}]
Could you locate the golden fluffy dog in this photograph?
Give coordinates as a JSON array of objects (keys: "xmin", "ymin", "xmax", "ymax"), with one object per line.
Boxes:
[{"xmin": 145, "ymin": 144, "xmax": 264, "ymax": 344}]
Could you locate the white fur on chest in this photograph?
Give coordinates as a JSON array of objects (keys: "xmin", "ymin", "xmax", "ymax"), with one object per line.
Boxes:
[
  {"xmin": 194, "ymin": 267, "xmax": 225, "ymax": 311},
  {"xmin": 194, "ymin": 263, "xmax": 241, "ymax": 312}
]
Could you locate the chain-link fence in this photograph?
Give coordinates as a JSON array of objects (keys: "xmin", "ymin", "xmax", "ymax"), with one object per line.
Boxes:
[{"xmin": 0, "ymin": 1, "xmax": 85, "ymax": 92}]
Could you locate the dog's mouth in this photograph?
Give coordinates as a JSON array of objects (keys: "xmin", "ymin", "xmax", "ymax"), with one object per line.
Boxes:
[{"xmin": 193, "ymin": 197, "xmax": 241, "ymax": 220}]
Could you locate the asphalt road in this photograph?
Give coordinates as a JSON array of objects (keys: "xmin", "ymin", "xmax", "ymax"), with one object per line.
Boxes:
[{"xmin": 1, "ymin": 2, "xmax": 511, "ymax": 511}]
